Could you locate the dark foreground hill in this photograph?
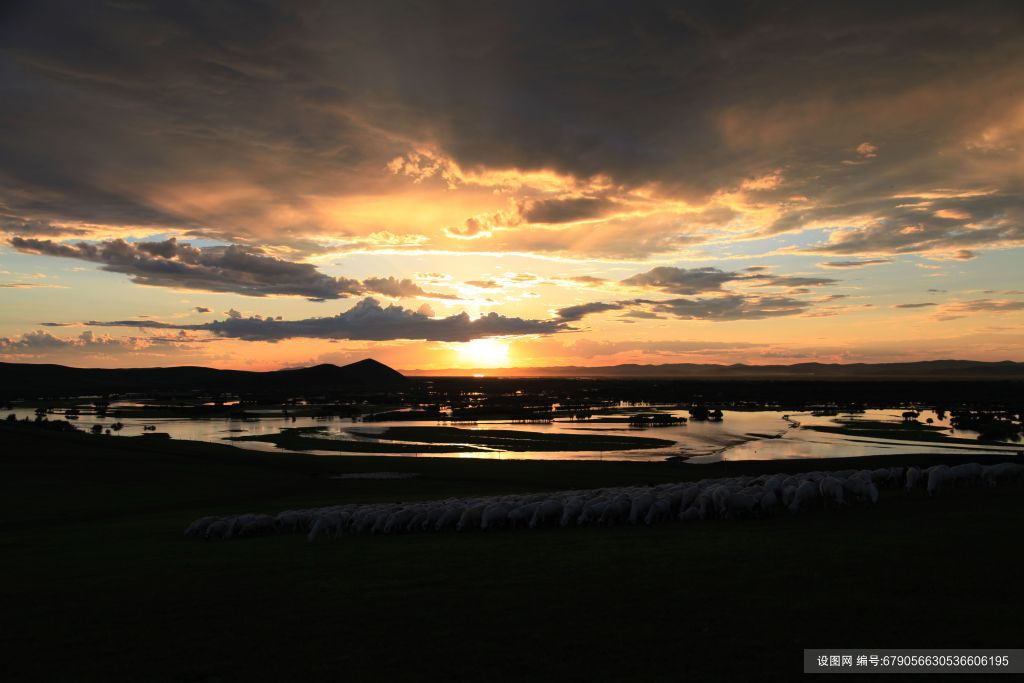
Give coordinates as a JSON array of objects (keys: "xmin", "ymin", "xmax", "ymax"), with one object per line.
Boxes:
[
  {"xmin": 4, "ymin": 425, "xmax": 1023, "ymax": 682},
  {"xmin": 0, "ymin": 358, "xmax": 406, "ymax": 398},
  {"xmin": 409, "ymin": 359, "xmax": 1024, "ymax": 379}
]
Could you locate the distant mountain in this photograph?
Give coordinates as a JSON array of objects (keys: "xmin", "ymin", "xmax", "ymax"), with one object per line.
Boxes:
[
  {"xmin": 404, "ymin": 360, "xmax": 1024, "ymax": 380},
  {"xmin": 0, "ymin": 358, "xmax": 406, "ymax": 398}
]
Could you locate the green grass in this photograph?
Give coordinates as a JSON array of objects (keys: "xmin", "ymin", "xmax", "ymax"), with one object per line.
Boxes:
[{"xmin": 3, "ymin": 423, "xmax": 1023, "ymax": 682}]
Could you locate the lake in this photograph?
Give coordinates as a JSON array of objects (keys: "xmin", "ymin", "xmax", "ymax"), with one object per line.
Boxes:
[{"xmin": 10, "ymin": 406, "xmax": 1021, "ymax": 461}]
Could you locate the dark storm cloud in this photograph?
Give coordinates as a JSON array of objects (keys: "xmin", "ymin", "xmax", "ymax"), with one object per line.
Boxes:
[
  {"xmin": 555, "ymin": 301, "xmax": 625, "ymax": 322},
  {"xmin": 799, "ymin": 194, "xmax": 1024, "ymax": 256},
  {"xmin": 10, "ymin": 237, "xmax": 364, "ymax": 300},
  {"xmin": 748, "ymin": 275, "xmax": 837, "ymax": 288},
  {"xmin": 369, "ymin": 2, "xmax": 1024, "ymax": 195},
  {"xmin": 0, "ymin": 215, "xmax": 92, "ymax": 237},
  {"xmin": 622, "ymin": 267, "xmax": 738, "ymax": 294},
  {"xmin": 84, "ymin": 298, "xmax": 568, "ymax": 342},
  {"xmin": 622, "ymin": 266, "xmax": 837, "ymax": 294},
  {"xmin": 819, "ymin": 259, "xmax": 893, "ymax": 269},
  {"xmin": 639, "ymin": 295, "xmax": 811, "ymax": 321},
  {"xmin": 361, "ymin": 276, "xmax": 460, "ymax": 300},
  {"xmin": 945, "ymin": 299, "xmax": 1024, "ymax": 313},
  {"xmin": 0, "ymin": 282, "xmax": 65, "ymax": 289},
  {"xmin": 82, "ymin": 291, "xmax": 812, "ymax": 342},
  {"xmin": 2, "ymin": 1, "xmax": 1023, "ymax": 260},
  {"xmin": 556, "ymin": 293, "xmax": 813, "ymax": 322},
  {"xmin": 0, "ymin": 330, "xmax": 96, "ymax": 351},
  {"xmin": 9, "ymin": 237, "xmax": 459, "ymax": 301},
  {"xmin": 0, "ymin": 330, "xmax": 145, "ymax": 353},
  {"xmin": 566, "ymin": 275, "xmax": 608, "ymax": 286},
  {"xmin": 519, "ymin": 197, "xmax": 616, "ymax": 224}
]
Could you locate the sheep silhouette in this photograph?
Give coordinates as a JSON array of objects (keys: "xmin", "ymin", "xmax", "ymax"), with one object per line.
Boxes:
[{"xmin": 186, "ymin": 461, "xmax": 1022, "ymax": 542}]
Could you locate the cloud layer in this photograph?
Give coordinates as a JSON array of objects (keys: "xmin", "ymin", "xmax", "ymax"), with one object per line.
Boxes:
[
  {"xmin": 85, "ymin": 298, "xmax": 567, "ymax": 343},
  {"xmin": 1, "ymin": 3, "xmax": 1023, "ymax": 261},
  {"xmin": 2, "ymin": 3, "xmax": 1024, "ymax": 368},
  {"xmin": 10, "ymin": 237, "xmax": 457, "ymax": 301},
  {"xmin": 621, "ymin": 266, "xmax": 837, "ymax": 294}
]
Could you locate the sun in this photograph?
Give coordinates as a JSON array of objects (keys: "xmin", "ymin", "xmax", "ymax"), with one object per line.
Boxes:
[{"xmin": 457, "ymin": 338, "xmax": 510, "ymax": 368}]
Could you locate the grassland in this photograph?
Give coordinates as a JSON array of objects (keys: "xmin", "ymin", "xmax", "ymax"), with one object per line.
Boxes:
[
  {"xmin": 803, "ymin": 419, "xmax": 1020, "ymax": 446},
  {"xmin": 3, "ymin": 423, "xmax": 1023, "ymax": 682},
  {"xmin": 229, "ymin": 424, "xmax": 676, "ymax": 454},
  {"xmin": 361, "ymin": 425, "xmax": 677, "ymax": 451},
  {"xmin": 228, "ymin": 426, "xmax": 486, "ymax": 453}
]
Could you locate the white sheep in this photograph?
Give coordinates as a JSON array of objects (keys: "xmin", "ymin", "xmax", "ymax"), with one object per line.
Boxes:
[
  {"xmin": 508, "ymin": 502, "xmax": 539, "ymax": 529},
  {"xmin": 306, "ymin": 516, "xmax": 328, "ymax": 542},
  {"xmin": 950, "ymin": 462, "xmax": 983, "ymax": 485},
  {"xmin": 600, "ymin": 494, "xmax": 632, "ymax": 525},
  {"xmin": 185, "ymin": 516, "xmax": 220, "ymax": 538},
  {"xmin": 560, "ymin": 497, "xmax": 584, "ymax": 527},
  {"xmin": 530, "ymin": 499, "xmax": 563, "ymax": 528},
  {"xmin": 238, "ymin": 514, "xmax": 275, "ymax": 537},
  {"xmin": 435, "ymin": 505, "xmax": 464, "ymax": 532},
  {"xmin": 722, "ymin": 491, "xmax": 758, "ymax": 519},
  {"xmin": 274, "ymin": 510, "xmax": 303, "ymax": 533},
  {"xmin": 926, "ymin": 464, "xmax": 953, "ymax": 497},
  {"xmin": 578, "ymin": 497, "xmax": 609, "ymax": 526},
  {"xmin": 457, "ymin": 503, "xmax": 486, "ymax": 532},
  {"xmin": 481, "ymin": 502, "xmax": 511, "ymax": 530},
  {"xmin": 628, "ymin": 491, "xmax": 654, "ymax": 524},
  {"xmin": 383, "ymin": 508, "xmax": 414, "ymax": 534},
  {"xmin": 371, "ymin": 508, "xmax": 393, "ymax": 535},
  {"xmin": 781, "ymin": 484, "xmax": 797, "ymax": 509},
  {"xmin": 190, "ymin": 458, "xmax": 1024, "ymax": 542},
  {"xmin": 696, "ymin": 491, "xmax": 717, "ymax": 520},
  {"xmin": 678, "ymin": 485, "xmax": 701, "ymax": 513},
  {"xmin": 819, "ymin": 476, "xmax": 845, "ymax": 506},
  {"xmin": 331, "ymin": 510, "xmax": 353, "ymax": 536},
  {"xmin": 223, "ymin": 516, "xmax": 244, "ymax": 539},
  {"xmin": 759, "ymin": 489, "xmax": 780, "ymax": 515},
  {"xmin": 204, "ymin": 519, "xmax": 229, "ymax": 540},
  {"xmin": 982, "ymin": 462, "xmax": 1023, "ymax": 486},
  {"xmin": 788, "ymin": 480, "xmax": 819, "ymax": 513},
  {"xmin": 679, "ymin": 505, "xmax": 701, "ymax": 521},
  {"xmin": 842, "ymin": 471, "xmax": 878, "ymax": 504},
  {"xmin": 644, "ymin": 497, "xmax": 672, "ymax": 525},
  {"xmin": 870, "ymin": 467, "xmax": 895, "ymax": 488},
  {"xmin": 351, "ymin": 508, "xmax": 378, "ymax": 534},
  {"xmin": 711, "ymin": 485, "xmax": 735, "ymax": 517},
  {"xmin": 905, "ymin": 466, "xmax": 923, "ymax": 490}
]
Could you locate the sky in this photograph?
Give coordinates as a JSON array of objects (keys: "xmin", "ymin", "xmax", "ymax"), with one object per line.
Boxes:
[{"xmin": 1, "ymin": 1, "xmax": 1023, "ymax": 371}]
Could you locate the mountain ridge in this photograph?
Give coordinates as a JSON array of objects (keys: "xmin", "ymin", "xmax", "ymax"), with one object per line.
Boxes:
[
  {"xmin": 0, "ymin": 358, "xmax": 406, "ymax": 398},
  {"xmin": 402, "ymin": 359, "xmax": 1024, "ymax": 379}
]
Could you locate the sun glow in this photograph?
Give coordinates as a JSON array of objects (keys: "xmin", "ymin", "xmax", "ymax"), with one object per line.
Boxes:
[{"xmin": 457, "ymin": 338, "xmax": 510, "ymax": 368}]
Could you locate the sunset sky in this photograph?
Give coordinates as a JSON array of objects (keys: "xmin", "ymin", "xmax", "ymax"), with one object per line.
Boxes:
[{"xmin": 2, "ymin": 1, "xmax": 1023, "ymax": 371}]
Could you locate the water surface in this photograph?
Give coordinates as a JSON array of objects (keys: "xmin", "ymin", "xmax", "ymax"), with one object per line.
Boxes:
[{"xmin": 11, "ymin": 406, "xmax": 1021, "ymax": 461}]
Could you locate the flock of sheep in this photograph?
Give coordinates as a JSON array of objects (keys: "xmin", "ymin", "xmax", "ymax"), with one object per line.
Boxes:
[{"xmin": 185, "ymin": 461, "xmax": 1023, "ymax": 542}]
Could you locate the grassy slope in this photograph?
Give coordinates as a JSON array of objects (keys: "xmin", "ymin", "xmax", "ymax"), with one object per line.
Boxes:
[{"xmin": 3, "ymin": 424, "xmax": 1023, "ymax": 682}]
